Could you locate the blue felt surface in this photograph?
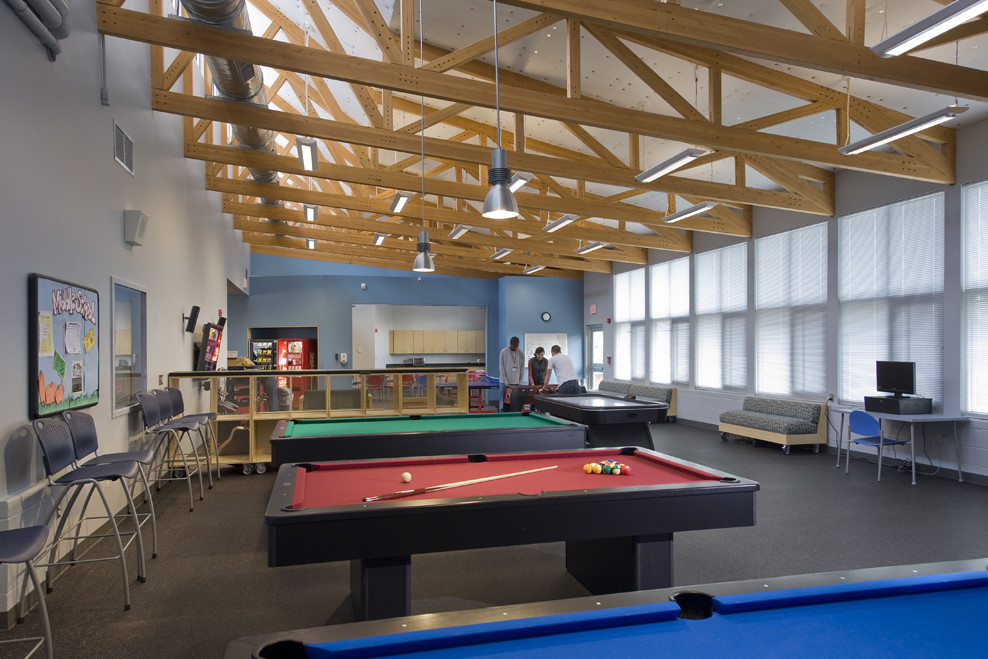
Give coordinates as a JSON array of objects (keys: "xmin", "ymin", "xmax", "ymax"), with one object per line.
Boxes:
[{"xmin": 307, "ymin": 573, "xmax": 988, "ymax": 658}]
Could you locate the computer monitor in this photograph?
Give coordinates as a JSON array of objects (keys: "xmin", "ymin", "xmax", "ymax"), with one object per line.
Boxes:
[{"xmin": 876, "ymin": 360, "xmax": 915, "ymax": 398}]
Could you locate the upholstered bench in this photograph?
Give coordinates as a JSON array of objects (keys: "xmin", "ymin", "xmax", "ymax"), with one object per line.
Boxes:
[
  {"xmin": 596, "ymin": 381, "xmax": 677, "ymax": 422},
  {"xmin": 718, "ymin": 396, "xmax": 827, "ymax": 454}
]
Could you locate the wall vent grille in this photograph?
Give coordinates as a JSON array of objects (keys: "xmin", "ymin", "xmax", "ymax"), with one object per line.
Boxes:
[{"xmin": 113, "ymin": 121, "xmax": 134, "ymax": 175}]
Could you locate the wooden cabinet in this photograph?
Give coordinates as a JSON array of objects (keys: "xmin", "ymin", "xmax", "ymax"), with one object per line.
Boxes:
[{"xmin": 389, "ymin": 329, "xmax": 485, "ymax": 354}]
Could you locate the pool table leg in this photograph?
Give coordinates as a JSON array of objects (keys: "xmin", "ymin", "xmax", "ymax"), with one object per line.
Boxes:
[
  {"xmin": 350, "ymin": 556, "xmax": 411, "ymax": 621},
  {"xmin": 585, "ymin": 425, "xmax": 654, "ymax": 450},
  {"xmin": 565, "ymin": 533, "xmax": 673, "ymax": 594}
]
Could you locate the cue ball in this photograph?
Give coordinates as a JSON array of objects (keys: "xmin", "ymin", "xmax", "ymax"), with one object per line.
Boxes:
[{"xmin": 401, "ymin": 472, "xmax": 412, "ymax": 483}]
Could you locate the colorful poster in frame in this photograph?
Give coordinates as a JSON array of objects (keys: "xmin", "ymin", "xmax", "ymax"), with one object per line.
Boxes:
[{"xmin": 28, "ymin": 273, "xmax": 100, "ymax": 418}]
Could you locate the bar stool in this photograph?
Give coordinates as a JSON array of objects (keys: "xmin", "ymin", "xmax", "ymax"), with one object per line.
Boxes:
[{"xmin": 0, "ymin": 525, "xmax": 53, "ymax": 659}]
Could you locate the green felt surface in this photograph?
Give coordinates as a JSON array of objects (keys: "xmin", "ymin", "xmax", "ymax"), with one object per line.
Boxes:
[{"xmin": 284, "ymin": 413, "xmax": 568, "ymax": 437}]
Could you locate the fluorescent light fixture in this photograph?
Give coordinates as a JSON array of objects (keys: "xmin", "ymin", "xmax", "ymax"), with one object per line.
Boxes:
[
  {"xmin": 373, "ymin": 233, "xmax": 388, "ymax": 246},
  {"xmin": 663, "ymin": 200, "xmax": 717, "ymax": 224},
  {"xmin": 838, "ymin": 105, "xmax": 968, "ymax": 155},
  {"xmin": 543, "ymin": 214, "xmax": 577, "ymax": 233},
  {"xmin": 523, "ymin": 265, "xmax": 546, "ymax": 274},
  {"xmin": 412, "ymin": 230, "xmax": 435, "ymax": 272},
  {"xmin": 303, "ymin": 204, "xmax": 317, "ymax": 222},
  {"xmin": 872, "ymin": 0, "xmax": 988, "ymax": 57},
  {"xmin": 295, "ymin": 136, "xmax": 318, "ymax": 171},
  {"xmin": 448, "ymin": 225, "xmax": 469, "ymax": 239},
  {"xmin": 482, "ymin": 148, "xmax": 519, "ymax": 219},
  {"xmin": 491, "ymin": 247, "xmax": 513, "ymax": 260},
  {"xmin": 576, "ymin": 241, "xmax": 608, "ymax": 255},
  {"xmin": 389, "ymin": 191, "xmax": 413, "ymax": 214},
  {"xmin": 306, "ymin": 238, "xmax": 316, "ymax": 250},
  {"xmin": 635, "ymin": 147, "xmax": 709, "ymax": 183},
  {"xmin": 509, "ymin": 172, "xmax": 533, "ymax": 192}
]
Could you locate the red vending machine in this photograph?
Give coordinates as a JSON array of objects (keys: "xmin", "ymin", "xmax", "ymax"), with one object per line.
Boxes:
[{"xmin": 277, "ymin": 339, "xmax": 317, "ymax": 409}]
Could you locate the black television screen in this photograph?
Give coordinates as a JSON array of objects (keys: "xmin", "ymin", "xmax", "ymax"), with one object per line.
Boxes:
[
  {"xmin": 195, "ymin": 323, "xmax": 224, "ymax": 371},
  {"xmin": 876, "ymin": 360, "xmax": 915, "ymax": 398}
]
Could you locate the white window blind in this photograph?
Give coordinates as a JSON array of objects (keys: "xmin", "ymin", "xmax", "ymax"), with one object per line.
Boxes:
[
  {"xmin": 695, "ymin": 243, "xmax": 747, "ymax": 391},
  {"xmin": 962, "ymin": 180, "xmax": 988, "ymax": 413},
  {"xmin": 755, "ymin": 222, "xmax": 827, "ymax": 397},
  {"xmin": 649, "ymin": 257, "xmax": 690, "ymax": 385},
  {"xmin": 614, "ymin": 269, "xmax": 646, "ymax": 380},
  {"xmin": 838, "ymin": 193, "xmax": 943, "ymax": 406}
]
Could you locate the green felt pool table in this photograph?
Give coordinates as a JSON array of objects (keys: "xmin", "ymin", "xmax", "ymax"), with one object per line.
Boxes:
[
  {"xmin": 225, "ymin": 558, "xmax": 988, "ymax": 659},
  {"xmin": 268, "ymin": 412, "xmax": 587, "ymax": 466}
]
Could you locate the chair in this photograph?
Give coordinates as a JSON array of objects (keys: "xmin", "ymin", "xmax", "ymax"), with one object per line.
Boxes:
[
  {"xmin": 0, "ymin": 525, "xmax": 52, "ymax": 659},
  {"xmin": 31, "ymin": 417, "xmax": 147, "ymax": 611},
  {"xmin": 154, "ymin": 389, "xmax": 212, "ymax": 490},
  {"xmin": 135, "ymin": 392, "xmax": 202, "ymax": 512},
  {"xmin": 62, "ymin": 410, "xmax": 158, "ymax": 559},
  {"xmin": 164, "ymin": 386, "xmax": 220, "ymax": 483},
  {"xmin": 844, "ymin": 410, "xmax": 909, "ymax": 482}
]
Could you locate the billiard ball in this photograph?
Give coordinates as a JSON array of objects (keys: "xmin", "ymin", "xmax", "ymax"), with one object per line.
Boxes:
[{"xmin": 401, "ymin": 472, "xmax": 412, "ymax": 483}]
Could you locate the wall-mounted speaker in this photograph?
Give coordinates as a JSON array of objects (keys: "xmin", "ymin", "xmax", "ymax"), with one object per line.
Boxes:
[
  {"xmin": 124, "ymin": 210, "xmax": 149, "ymax": 246},
  {"xmin": 184, "ymin": 306, "xmax": 200, "ymax": 333},
  {"xmin": 217, "ymin": 316, "xmax": 227, "ymax": 328}
]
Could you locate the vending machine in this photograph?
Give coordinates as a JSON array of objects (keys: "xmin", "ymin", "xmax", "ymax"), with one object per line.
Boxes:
[
  {"xmin": 277, "ymin": 339, "xmax": 317, "ymax": 408},
  {"xmin": 249, "ymin": 340, "xmax": 276, "ymax": 369}
]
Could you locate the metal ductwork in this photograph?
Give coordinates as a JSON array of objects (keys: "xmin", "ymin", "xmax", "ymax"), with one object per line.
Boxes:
[
  {"xmin": 4, "ymin": 0, "xmax": 70, "ymax": 61},
  {"xmin": 180, "ymin": 0, "xmax": 282, "ymax": 201}
]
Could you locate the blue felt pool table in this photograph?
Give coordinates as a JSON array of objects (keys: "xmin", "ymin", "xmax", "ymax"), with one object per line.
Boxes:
[{"xmin": 225, "ymin": 558, "xmax": 988, "ymax": 658}]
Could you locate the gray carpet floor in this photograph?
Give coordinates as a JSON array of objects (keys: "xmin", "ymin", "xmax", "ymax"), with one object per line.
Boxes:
[{"xmin": 4, "ymin": 422, "xmax": 987, "ymax": 658}]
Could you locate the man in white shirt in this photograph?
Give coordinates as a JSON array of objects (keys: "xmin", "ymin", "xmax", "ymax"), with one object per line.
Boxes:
[
  {"xmin": 498, "ymin": 336, "xmax": 523, "ymax": 410},
  {"xmin": 546, "ymin": 345, "xmax": 580, "ymax": 395}
]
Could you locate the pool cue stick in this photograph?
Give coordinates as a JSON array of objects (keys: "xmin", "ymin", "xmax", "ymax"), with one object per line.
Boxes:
[{"xmin": 363, "ymin": 465, "xmax": 558, "ymax": 502}]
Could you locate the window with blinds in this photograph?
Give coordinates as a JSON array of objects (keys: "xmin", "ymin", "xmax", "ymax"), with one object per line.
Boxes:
[
  {"xmin": 962, "ymin": 180, "xmax": 988, "ymax": 414},
  {"xmin": 838, "ymin": 192, "xmax": 943, "ymax": 407},
  {"xmin": 695, "ymin": 243, "xmax": 747, "ymax": 391},
  {"xmin": 614, "ymin": 269, "xmax": 646, "ymax": 381},
  {"xmin": 649, "ymin": 257, "xmax": 690, "ymax": 385},
  {"xmin": 755, "ymin": 222, "xmax": 827, "ymax": 397}
]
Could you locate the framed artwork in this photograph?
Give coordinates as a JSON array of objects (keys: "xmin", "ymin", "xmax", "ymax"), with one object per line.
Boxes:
[{"xmin": 28, "ymin": 273, "xmax": 100, "ymax": 418}]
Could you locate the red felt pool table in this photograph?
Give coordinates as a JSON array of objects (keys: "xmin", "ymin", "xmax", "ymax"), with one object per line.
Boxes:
[{"xmin": 265, "ymin": 447, "xmax": 758, "ymax": 620}]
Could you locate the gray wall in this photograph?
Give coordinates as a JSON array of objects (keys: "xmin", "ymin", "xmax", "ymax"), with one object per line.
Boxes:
[{"xmin": 0, "ymin": 4, "xmax": 247, "ymax": 607}]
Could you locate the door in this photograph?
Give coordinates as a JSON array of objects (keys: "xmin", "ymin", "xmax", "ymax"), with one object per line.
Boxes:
[{"xmin": 586, "ymin": 324, "xmax": 604, "ymax": 390}]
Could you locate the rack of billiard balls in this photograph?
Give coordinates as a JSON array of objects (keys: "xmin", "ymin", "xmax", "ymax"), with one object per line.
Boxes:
[{"xmin": 582, "ymin": 459, "xmax": 631, "ymax": 476}]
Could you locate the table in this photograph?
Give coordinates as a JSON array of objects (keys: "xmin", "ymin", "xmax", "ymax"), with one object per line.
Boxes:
[
  {"xmin": 268, "ymin": 412, "xmax": 586, "ymax": 467},
  {"xmin": 502, "ymin": 384, "xmax": 556, "ymax": 412},
  {"xmin": 533, "ymin": 393, "xmax": 669, "ymax": 449},
  {"xmin": 831, "ymin": 406, "xmax": 967, "ymax": 484},
  {"xmin": 265, "ymin": 447, "xmax": 758, "ymax": 620},
  {"xmin": 226, "ymin": 558, "xmax": 988, "ymax": 658}
]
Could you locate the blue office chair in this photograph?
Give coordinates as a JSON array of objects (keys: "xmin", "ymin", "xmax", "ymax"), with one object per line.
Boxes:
[
  {"xmin": 844, "ymin": 410, "xmax": 909, "ymax": 482},
  {"xmin": 0, "ymin": 526, "xmax": 52, "ymax": 659}
]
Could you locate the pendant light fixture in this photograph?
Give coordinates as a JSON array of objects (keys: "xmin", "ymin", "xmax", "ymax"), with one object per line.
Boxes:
[
  {"xmin": 295, "ymin": 22, "xmax": 319, "ymax": 172},
  {"xmin": 663, "ymin": 200, "xmax": 717, "ymax": 224},
  {"xmin": 542, "ymin": 214, "xmax": 577, "ymax": 233},
  {"xmin": 412, "ymin": 0, "xmax": 434, "ymax": 273},
  {"xmin": 482, "ymin": 0, "xmax": 519, "ymax": 219},
  {"xmin": 872, "ymin": 0, "xmax": 988, "ymax": 58},
  {"xmin": 838, "ymin": 105, "xmax": 968, "ymax": 155},
  {"xmin": 636, "ymin": 147, "xmax": 709, "ymax": 183}
]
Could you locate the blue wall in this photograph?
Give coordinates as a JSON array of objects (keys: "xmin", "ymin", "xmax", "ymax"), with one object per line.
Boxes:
[{"xmin": 227, "ymin": 255, "xmax": 584, "ymax": 381}]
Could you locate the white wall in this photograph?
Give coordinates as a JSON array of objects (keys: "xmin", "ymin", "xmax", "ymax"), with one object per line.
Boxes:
[
  {"xmin": 0, "ymin": 2, "xmax": 247, "ymax": 609},
  {"xmin": 352, "ymin": 304, "xmax": 487, "ymax": 367},
  {"xmin": 586, "ymin": 118, "xmax": 988, "ymax": 481}
]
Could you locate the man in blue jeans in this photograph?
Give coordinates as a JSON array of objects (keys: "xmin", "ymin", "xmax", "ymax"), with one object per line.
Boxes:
[{"xmin": 546, "ymin": 345, "xmax": 580, "ymax": 395}]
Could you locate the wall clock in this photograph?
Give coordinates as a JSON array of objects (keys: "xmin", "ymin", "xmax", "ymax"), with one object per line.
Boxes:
[{"xmin": 541, "ymin": 311, "xmax": 551, "ymax": 322}]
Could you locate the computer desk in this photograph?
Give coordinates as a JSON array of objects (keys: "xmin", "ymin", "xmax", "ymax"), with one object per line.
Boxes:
[{"xmin": 831, "ymin": 406, "xmax": 967, "ymax": 485}]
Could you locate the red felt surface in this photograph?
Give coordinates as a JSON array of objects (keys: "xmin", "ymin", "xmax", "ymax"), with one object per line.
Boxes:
[{"xmin": 292, "ymin": 450, "xmax": 723, "ymax": 508}]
